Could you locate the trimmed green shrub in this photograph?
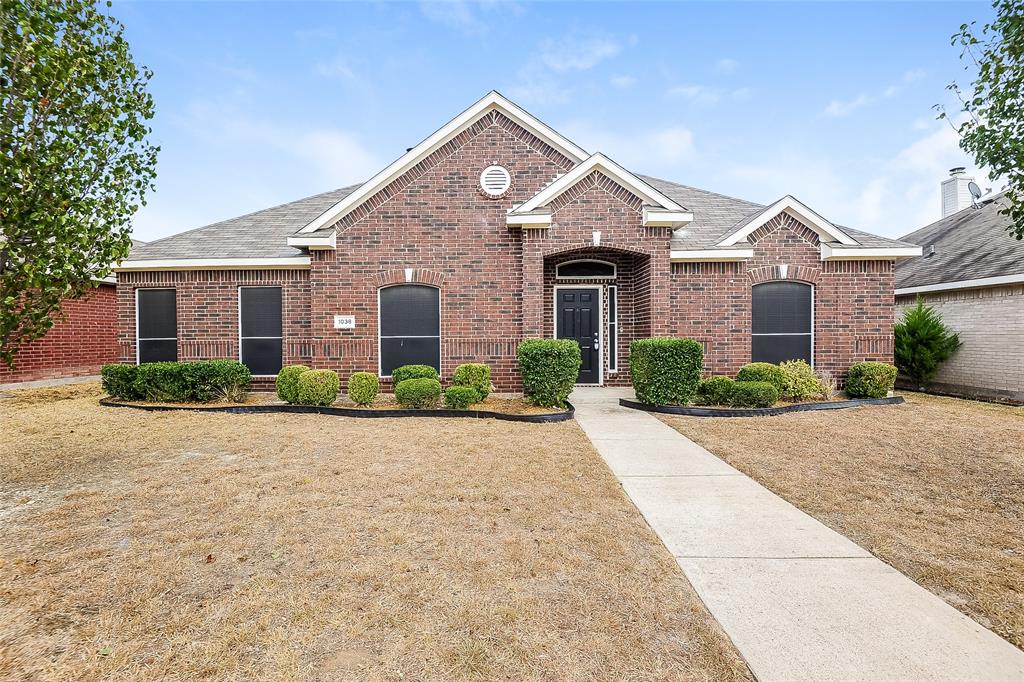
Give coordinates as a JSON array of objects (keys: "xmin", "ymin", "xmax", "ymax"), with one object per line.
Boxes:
[
  {"xmin": 101, "ymin": 364, "xmax": 140, "ymax": 400},
  {"xmin": 347, "ymin": 372, "xmax": 379, "ymax": 406},
  {"xmin": 696, "ymin": 376, "xmax": 736, "ymax": 406},
  {"xmin": 778, "ymin": 360, "xmax": 825, "ymax": 401},
  {"xmin": 133, "ymin": 362, "xmax": 191, "ymax": 402},
  {"xmin": 846, "ymin": 361, "xmax": 898, "ymax": 399},
  {"xmin": 894, "ymin": 299, "xmax": 962, "ymax": 389},
  {"xmin": 391, "ymin": 364, "xmax": 439, "ymax": 384},
  {"xmin": 516, "ymin": 339, "xmax": 581, "ymax": 408},
  {"xmin": 276, "ymin": 364, "xmax": 310, "ymax": 404},
  {"xmin": 629, "ymin": 338, "xmax": 704, "ymax": 406},
  {"xmin": 127, "ymin": 360, "xmax": 251, "ymax": 403},
  {"xmin": 296, "ymin": 369, "xmax": 340, "ymax": 406},
  {"xmin": 452, "ymin": 363, "xmax": 491, "ymax": 400},
  {"xmin": 730, "ymin": 381, "xmax": 779, "ymax": 408},
  {"xmin": 395, "ymin": 377, "xmax": 442, "ymax": 409},
  {"xmin": 444, "ymin": 385, "xmax": 480, "ymax": 410},
  {"xmin": 736, "ymin": 362, "xmax": 786, "ymax": 392}
]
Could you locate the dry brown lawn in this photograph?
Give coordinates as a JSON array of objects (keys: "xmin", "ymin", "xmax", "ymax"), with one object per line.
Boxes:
[
  {"xmin": 0, "ymin": 383, "xmax": 750, "ymax": 681},
  {"xmin": 659, "ymin": 392, "xmax": 1024, "ymax": 650}
]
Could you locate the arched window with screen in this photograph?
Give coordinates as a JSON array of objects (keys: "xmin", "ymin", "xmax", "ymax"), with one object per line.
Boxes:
[
  {"xmin": 751, "ymin": 281, "xmax": 813, "ymax": 365},
  {"xmin": 378, "ymin": 284, "xmax": 441, "ymax": 377}
]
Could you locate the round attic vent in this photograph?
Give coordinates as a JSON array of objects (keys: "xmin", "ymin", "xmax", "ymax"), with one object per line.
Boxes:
[{"xmin": 480, "ymin": 165, "xmax": 511, "ymax": 198}]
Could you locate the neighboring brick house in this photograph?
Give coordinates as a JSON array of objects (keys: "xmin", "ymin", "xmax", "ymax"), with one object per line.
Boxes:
[
  {"xmin": 896, "ymin": 172, "xmax": 1023, "ymax": 403},
  {"xmin": 0, "ymin": 282, "xmax": 119, "ymax": 385},
  {"xmin": 115, "ymin": 91, "xmax": 920, "ymax": 390}
]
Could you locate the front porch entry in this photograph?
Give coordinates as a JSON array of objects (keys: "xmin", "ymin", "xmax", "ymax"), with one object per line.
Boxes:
[{"xmin": 555, "ymin": 286, "xmax": 601, "ymax": 384}]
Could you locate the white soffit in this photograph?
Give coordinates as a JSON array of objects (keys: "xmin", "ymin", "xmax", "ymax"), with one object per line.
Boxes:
[
  {"xmin": 821, "ymin": 244, "xmax": 922, "ymax": 261},
  {"xmin": 296, "ymin": 91, "xmax": 588, "ymax": 235},
  {"xmin": 718, "ymin": 195, "xmax": 859, "ymax": 247},
  {"xmin": 670, "ymin": 248, "xmax": 754, "ymax": 262},
  {"xmin": 287, "ymin": 232, "xmax": 337, "ymax": 250},
  {"xmin": 116, "ymin": 257, "xmax": 312, "ymax": 271}
]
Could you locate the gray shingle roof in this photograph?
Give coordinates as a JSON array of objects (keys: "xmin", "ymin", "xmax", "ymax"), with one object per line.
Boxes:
[
  {"xmin": 895, "ymin": 194, "xmax": 1023, "ymax": 289},
  {"xmin": 128, "ymin": 185, "xmax": 359, "ymax": 260},
  {"xmin": 128, "ymin": 171, "xmax": 912, "ymax": 260}
]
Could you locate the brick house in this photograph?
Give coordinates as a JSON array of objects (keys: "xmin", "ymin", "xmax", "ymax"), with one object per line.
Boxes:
[
  {"xmin": 896, "ymin": 170, "xmax": 1023, "ymax": 403},
  {"xmin": 116, "ymin": 91, "xmax": 920, "ymax": 390}
]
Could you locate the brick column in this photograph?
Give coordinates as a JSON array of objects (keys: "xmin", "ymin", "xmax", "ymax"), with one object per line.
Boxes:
[{"xmin": 522, "ymin": 239, "xmax": 545, "ymax": 338}]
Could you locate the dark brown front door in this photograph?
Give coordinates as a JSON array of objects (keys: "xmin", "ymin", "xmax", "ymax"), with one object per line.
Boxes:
[{"xmin": 556, "ymin": 288, "xmax": 600, "ymax": 384}]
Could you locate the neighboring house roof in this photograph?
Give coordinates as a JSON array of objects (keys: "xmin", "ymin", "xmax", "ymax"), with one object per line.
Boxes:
[
  {"xmin": 895, "ymin": 194, "xmax": 1024, "ymax": 293},
  {"xmin": 120, "ymin": 92, "xmax": 916, "ymax": 268}
]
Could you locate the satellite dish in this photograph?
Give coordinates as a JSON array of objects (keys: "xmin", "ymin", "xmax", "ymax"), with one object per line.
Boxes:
[{"xmin": 968, "ymin": 181, "xmax": 983, "ymax": 200}]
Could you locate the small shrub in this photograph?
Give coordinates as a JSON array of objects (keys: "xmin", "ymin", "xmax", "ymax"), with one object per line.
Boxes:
[
  {"xmin": 444, "ymin": 385, "xmax": 480, "ymax": 410},
  {"xmin": 186, "ymin": 360, "xmax": 251, "ymax": 402},
  {"xmin": 846, "ymin": 361, "xmax": 898, "ymax": 399},
  {"xmin": 395, "ymin": 377, "xmax": 442, "ymax": 409},
  {"xmin": 452, "ymin": 363, "xmax": 491, "ymax": 400},
  {"xmin": 629, "ymin": 338, "xmax": 703, "ymax": 406},
  {"xmin": 736, "ymin": 362, "xmax": 785, "ymax": 391},
  {"xmin": 778, "ymin": 360, "xmax": 825, "ymax": 401},
  {"xmin": 101, "ymin": 364, "xmax": 140, "ymax": 400},
  {"xmin": 296, "ymin": 369, "xmax": 340, "ymax": 406},
  {"xmin": 133, "ymin": 362, "xmax": 190, "ymax": 402},
  {"xmin": 516, "ymin": 339, "xmax": 581, "ymax": 408},
  {"xmin": 894, "ymin": 299, "xmax": 962, "ymax": 389},
  {"xmin": 696, "ymin": 376, "xmax": 735, "ymax": 406},
  {"xmin": 730, "ymin": 381, "xmax": 779, "ymax": 408},
  {"xmin": 391, "ymin": 364, "xmax": 439, "ymax": 384},
  {"xmin": 276, "ymin": 364, "xmax": 310, "ymax": 404},
  {"xmin": 347, "ymin": 372, "xmax": 379, "ymax": 406}
]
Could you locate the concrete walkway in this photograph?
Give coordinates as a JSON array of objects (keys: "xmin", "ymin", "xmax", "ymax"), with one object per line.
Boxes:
[{"xmin": 571, "ymin": 387, "xmax": 1024, "ymax": 681}]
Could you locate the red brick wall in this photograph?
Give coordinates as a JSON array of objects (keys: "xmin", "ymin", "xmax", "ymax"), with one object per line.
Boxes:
[
  {"xmin": 667, "ymin": 212, "xmax": 895, "ymax": 380},
  {"xmin": 1, "ymin": 284, "xmax": 119, "ymax": 384}
]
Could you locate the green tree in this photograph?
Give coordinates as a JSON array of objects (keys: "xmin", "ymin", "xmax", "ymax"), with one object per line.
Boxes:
[
  {"xmin": 1, "ymin": 0, "xmax": 158, "ymax": 367},
  {"xmin": 894, "ymin": 299, "xmax": 963, "ymax": 390},
  {"xmin": 939, "ymin": 0, "xmax": 1024, "ymax": 238}
]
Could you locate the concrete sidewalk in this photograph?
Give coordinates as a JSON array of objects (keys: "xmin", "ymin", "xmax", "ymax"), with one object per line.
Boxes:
[{"xmin": 571, "ymin": 386, "xmax": 1024, "ymax": 681}]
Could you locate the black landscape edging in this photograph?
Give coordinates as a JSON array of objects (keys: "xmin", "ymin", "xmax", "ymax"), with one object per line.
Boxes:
[
  {"xmin": 99, "ymin": 397, "xmax": 574, "ymax": 423},
  {"xmin": 618, "ymin": 395, "xmax": 903, "ymax": 417}
]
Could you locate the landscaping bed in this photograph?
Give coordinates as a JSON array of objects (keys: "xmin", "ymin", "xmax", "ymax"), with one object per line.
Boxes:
[
  {"xmin": 620, "ymin": 395, "xmax": 903, "ymax": 417},
  {"xmin": 659, "ymin": 391, "xmax": 1024, "ymax": 650},
  {"xmin": 0, "ymin": 382, "xmax": 751, "ymax": 680}
]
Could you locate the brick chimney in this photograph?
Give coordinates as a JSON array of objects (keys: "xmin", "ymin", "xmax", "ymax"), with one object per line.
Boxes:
[{"xmin": 941, "ymin": 167, "xmax": 974, "ymax": 217}]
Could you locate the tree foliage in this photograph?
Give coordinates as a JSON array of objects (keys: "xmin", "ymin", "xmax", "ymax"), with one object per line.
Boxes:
[
  {"xmin": 894, "ymin": 299, "xmax": 963, "ymax": 390},
  {"xmin": 940, "ymin": 0, "xmax": 1024, "ymax": 238},
  {"xmin": 1, "ymin": 0, "xmax": 158, "ymax": 366}
]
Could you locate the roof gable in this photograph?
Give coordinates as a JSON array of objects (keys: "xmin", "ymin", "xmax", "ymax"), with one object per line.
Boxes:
[
  {"xmin": 718, "ymin": 195, "xmax": 859, "ymax": 247},
  {"xmin": 295, "ymin": 91, "xmax": 588, "ymax": 236}
]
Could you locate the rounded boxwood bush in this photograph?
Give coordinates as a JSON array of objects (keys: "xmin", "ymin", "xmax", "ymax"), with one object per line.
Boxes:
[
  {"xmin": 629, "ymin": 338, "xmax": 704, "ymax": 406},
  {"xmin": 444, "ymin": 385, "xmax": 480, "ymax": 410},
  {"xmin": 452, "ymin": 363, "xmax": 491, "ymax": 400},
  {"xmin": 736, "ymin": 362, "xmax": 786, "ymax": 392},
  {"xmin": 101, "ymin": 364, "xmax": 140, "ymax": 401},
  {"xmin": 391, "ymin": 364, "xmax": 439, "ymax": 384},
  {"xmin": 296, "ymin": 369, "xmax": 340, "ymax": 406},
  {"xmin": 696, "ymin": 376, "xmax": 735, "ymax": 406},
  {"xmin": 730, "ymin": 381, "xmax": 779, "ymax": 408},
  {"xmin": 395, "ymin": 377, "xmax": 442, "ymax": 409},
  {"xmin": 276, "ymin": 364, "xmax": 310, "ymax": 404},
  {"xmin": 845, "ymin": 361, "xmax": 897, "ymax": 399},
  {"xmin": 347, "ymin": 372, "xmax": 379, "ymax": 406},
  {"xmin": 516, "ymin": 339, "xmax": 581, "ymax": 408},
  {"xmin": 778, "ymin": 360, "xmax": 825, "ymax": 401}
]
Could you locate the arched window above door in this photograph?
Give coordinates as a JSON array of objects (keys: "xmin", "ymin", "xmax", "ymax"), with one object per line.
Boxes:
[{"xmin": 555, "ymin": 260, "xmax": 616, "ymax": 279}]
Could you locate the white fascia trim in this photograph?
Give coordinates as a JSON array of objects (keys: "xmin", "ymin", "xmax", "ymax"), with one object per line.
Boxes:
[
  {"xmin": 117, "ymin": 257, "xmax": 311, "ymax": 271},
  {"xmin": 670, "ymin": 248, "xmax": 754, "ymax": 262},
  {"xmin": 821, "ymin": 244, "xmax": 922, "ymax": 261},
  {"xmin": 506, "ymin": 212, "xmax": 552, "ymax": 228},
  {"xmin": 287, "ymin": 232, "xmax": 337, "ymax": 250},
  {"xmin": 511, "ymin": 152, "xmax": 687, "ymax": 216},
  {"xmin": 297, "ymin": 91, "xmax": 588, "ymax": 235},
  {"xmin": 719, "ymin": 195, "xmax": 858, "ymax": 247},
  {"xmin": 642, "ymin": 207, "xmax": 695, "ymax": 227},
  {"xmin": 895, "ymin": 273, "xmax": 1024, "ymax": 295}
]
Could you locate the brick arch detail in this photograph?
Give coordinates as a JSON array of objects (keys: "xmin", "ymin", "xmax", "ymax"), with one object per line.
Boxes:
[
  {"xmin": 371, "ymin": 269, "xmax": 446, "ymax": 288},
  {"xmin": 749, "ymin": 213, "xmax": 821, "ymax": 247},
  {"xmin": 540, "ymin": 242, "xmax": 655, "ymax": 259},
  {"xmin": 747, "ymin": 265, "xmax": 820, "ymax": 285}
]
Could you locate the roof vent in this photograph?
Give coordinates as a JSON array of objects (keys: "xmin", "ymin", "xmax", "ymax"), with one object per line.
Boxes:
[{"xmin": 480, "ymin": 165, "xmax": 511, "ymax": 198}]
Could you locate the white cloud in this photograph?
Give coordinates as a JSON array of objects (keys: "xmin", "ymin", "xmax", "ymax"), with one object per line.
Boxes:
[
  {"xmin": 558, "ymin": 120, "xmax": 696, "ymax": 170},
  {"xmin": 666, "ymin": 84, "xmax": 751, "ymax": 105},
  {"xmin": 508, "ymin": 30, "xmax": 632, "ymax": 104},
  {"xmin": 315, "ymin": 54, "xmax": 358, "ymax": 81},
  {"xmin": 716, "ymin": 58, "xmax": 739, "ymax": 74},
  {"xmin": 610, "ymin": 74, "xmax": 637, "ymax": 89},
  {"xmin": 824, "ymin": 68, "xmax": 927, "ymax": 117},
  {"xmin": 418, "ymin": 0, "xmax": 522, "ymax": 35}
]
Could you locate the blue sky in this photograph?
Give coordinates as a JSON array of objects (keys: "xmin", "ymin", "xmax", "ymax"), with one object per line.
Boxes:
[{"xmin": 116, "ymin": 1, "xmax": 997, "ymax": 242}]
